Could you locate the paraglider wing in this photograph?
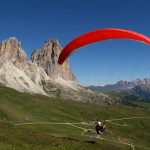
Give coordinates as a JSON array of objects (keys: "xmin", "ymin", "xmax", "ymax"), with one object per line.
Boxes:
[{"xmin": 58, "ymin": 28, "xmax": 150, "ymax": 65}]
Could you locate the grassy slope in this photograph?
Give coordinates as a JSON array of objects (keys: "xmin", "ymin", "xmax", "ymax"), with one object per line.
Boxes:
[
  {"xmin": 108, "ymin": 92, "xmax": 150, "ymax": 108},
  {"xmin": 1, "ymin": 121, "xmax": 127, "ymax": 150},
  {"xmin": 0, "ymin": 85, "xmax": 150, "ymax": 149}
]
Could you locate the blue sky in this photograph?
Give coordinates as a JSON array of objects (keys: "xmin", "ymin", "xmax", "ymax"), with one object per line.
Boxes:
[{"xmin": 0, "ymin": 0, "xmax": 150, "ymax": 86}]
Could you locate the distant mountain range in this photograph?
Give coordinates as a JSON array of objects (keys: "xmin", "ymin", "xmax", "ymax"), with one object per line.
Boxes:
[{"xmin": 88, "ymin": 78, "xmax": 150, "ymax": 100}]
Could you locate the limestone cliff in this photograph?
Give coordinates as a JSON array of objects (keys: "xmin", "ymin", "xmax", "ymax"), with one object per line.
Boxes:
[
  {"xmin": 0, "ymin": 37, "xmax": 28, "ymax": 68},
  {"xmin": 31, "ymin": 39, "xmax": 77, "ymax": 82}
]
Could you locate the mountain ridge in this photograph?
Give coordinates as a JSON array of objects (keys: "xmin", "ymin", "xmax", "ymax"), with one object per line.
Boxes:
[
  {"xmin": 88, "ymin": 78, "xmax": 150, "ymax": 100},
  {"xmin": 0, "ymin": 37, "xmax": 116, "ymax": 105}
]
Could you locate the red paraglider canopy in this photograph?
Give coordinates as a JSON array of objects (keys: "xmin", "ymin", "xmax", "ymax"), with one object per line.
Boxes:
[{"xmin": 58, "ymin": 28, "xmax": 150, "ymax": 65}]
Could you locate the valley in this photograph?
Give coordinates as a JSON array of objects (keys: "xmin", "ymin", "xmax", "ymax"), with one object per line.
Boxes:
[{"xmin": 0, "ymin": 85, "xmax": 150, "ymax": 150}]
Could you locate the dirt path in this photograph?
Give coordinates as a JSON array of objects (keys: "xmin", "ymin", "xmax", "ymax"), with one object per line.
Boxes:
[
  {"xmin": 106, "ymin": 116, "xmax": 150, "ymax": 122},
  {"xmin": 105, "ymin": 116, "xmax": 150, "ymax": 127},
  {"xmin": 13, "ymin": 116, "xmax": 150, "ymax": 150},
  {"xmin": 14, "ymin": 122, "xmax": 83, "ymax": 126}
]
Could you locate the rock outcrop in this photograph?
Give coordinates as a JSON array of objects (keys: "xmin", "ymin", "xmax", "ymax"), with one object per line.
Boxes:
[
  {"xmin": 31, "ymin": 39, "xmax": 77, "ymax": 82},
  {"xmin": 0, "ymin": 38, "xmax": 77, "ymax": 82},
  {"xmin": 0, "ymin": 37, "xmax": 28, "ymax": 68}
]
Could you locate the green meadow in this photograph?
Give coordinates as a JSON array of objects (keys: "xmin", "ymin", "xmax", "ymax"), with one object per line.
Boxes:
[{"xmin": 0, "ymin": 85, "xmax": 150, "ymax": 150}]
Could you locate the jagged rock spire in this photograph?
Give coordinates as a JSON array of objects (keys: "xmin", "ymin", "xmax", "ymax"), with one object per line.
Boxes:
[
  {"xmin": 0, "ymin": 37, "xmax": 28, "ymax": 68},
  {"xmin": 31, "ymin": 39, "xmax": 77, "ymax": 81}
]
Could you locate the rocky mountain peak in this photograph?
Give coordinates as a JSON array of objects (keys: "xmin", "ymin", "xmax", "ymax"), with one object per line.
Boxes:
[
  {"xmin": 0, "ymin": 37, "xmax": 28, "ymax": 68},
  {"xmin": 0, "ymin": 37, "xmax": 76, "ymax": 82},
  {"xmin": 31, "ymin": 38, "xmax": 77, "ymax": 82},
  {"xmin": 45, "ymin": 38, "xmax": 59, "ymax": 44},
  {"xmin": 132, "ymin": 78, "xmax": 141, "ymax": 85},
  {"xmin": 116, "ymin": 80, "xmax": 128, "ymax": 87},
  {"xmin": 116, "ymin": 78, "xmax": 150, "ymax": 89}
]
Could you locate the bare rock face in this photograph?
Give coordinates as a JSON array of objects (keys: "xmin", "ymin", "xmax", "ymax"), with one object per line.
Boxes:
[
  {"xmin": 0, "ymin": 37, "xmax": 28, "ymax": 68},
  {"xmin": 31, "ymin": 39, "xmax": 77, "ymax": 82}
]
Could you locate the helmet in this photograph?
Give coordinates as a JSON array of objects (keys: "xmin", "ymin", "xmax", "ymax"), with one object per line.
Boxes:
[{"xmin": 98, "ymin": 121, "xmax": 101, "ymax": 125}]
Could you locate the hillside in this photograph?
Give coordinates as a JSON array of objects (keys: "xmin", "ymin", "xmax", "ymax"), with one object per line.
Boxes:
[
  {"xmin": 131, "ymin": 84, "xmax": 150, "ymax": 99},
  {"xmin": 0, "ymin": 85, "xmax": 150, "ymax": 149}
]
